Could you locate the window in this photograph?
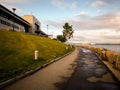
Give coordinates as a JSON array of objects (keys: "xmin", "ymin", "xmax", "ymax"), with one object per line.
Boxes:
[
  {"xmin": 0, "ymin": 19, "xmax": 20, "ymax": 30},
  {"xmin": 0, "ymin": 19, "xmax": 11, "ymax": 26},
  {"xmin": 12, "ymin": 24, "xmax": 19, "ymax": 29}
]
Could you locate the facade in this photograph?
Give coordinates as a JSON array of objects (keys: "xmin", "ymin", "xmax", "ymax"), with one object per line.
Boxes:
[
  {"xmin": 0, "ymin": 4, "xmax": 47, "ymax": 36},
  {"xmin": 0, "ymin": 4, "xmax": 30, "ymax": 32},
  {"xmin": 22, "ymin": 15, "xmax": 41, "ymax": 34}
]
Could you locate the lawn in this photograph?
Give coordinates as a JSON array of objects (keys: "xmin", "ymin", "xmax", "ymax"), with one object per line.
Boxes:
[{"xmin": 0, "ymin": 30, "xmax": 74, "ymax": 82}]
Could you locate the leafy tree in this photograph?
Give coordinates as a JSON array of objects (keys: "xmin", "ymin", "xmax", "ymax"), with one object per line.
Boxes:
[
  {"xmin": 57, "ymin": 35, "xmax": 66, "ymax": 42},
  {"xmin": 63, "ymin": 22, "xmax": 74, "ymax": 40}
]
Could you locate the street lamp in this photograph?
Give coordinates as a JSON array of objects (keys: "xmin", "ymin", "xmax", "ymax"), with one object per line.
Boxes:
[
  {"xmin": 12, "ymin": 8, "xmax": 16, "ymax": 31},
  {"xmin": 12, "ymin": 8, "xmax": 16, "ymax": 13},
  {"xmin": 47, "ymin": 25, "xmax": 48, "ymax": 35}
]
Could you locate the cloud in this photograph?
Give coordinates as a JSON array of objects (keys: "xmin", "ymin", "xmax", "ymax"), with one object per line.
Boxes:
[
  {"xmin": 51, "ymin": 0, "xmax": 79, "ymax": 9},
  {"xmin": 96, "ymin": 9, "xmax": 103, "ymax": 13},
  {"xmin": 1, "ymin": 3, "xmax": 23, "ymax": 13},
  {"xmin": 44, "ymin": 20, "xmax": 63, "ymax": 29},
  {"xmin": 91, "ymin": 0, "xmax": 120, "ymax": 10},
  {"xmin": 0, "ymin": 0, "xmax": 29, "ymax": 3},
  {"xmin": 51, "ymin": 0, "xmax": 66, "ymax": 9},
  {"xmin": 44, "ymin": 12, "xmax": 120, "ymax": 31},
  {"xmin": 100, "ymin": 0, "xmax": 119, "ymax": 4},
  {"xmin": 68, "ymin": 30, "xmax": 120, "ymax": 44},
  {"xmin": 71, "ymin": 1, "xmax": 79, "ymax": 9},
  {"xmin": 74, "ymin": 12, "xmax": 120, "ymax": 31},
  {"xmin": 91, "ymin": 0, "xmax": 107, "ymax": 8},
  {"xmin": 75, "ymin": 11, "xmax": 88, "ymax": 16},
  {"xmin": 44, "ymin": 12, "xmax": 120, "ymax": 43},
  {"xmin": 0, "ymin": 0, "xmax": 28, "ymax": 13}
]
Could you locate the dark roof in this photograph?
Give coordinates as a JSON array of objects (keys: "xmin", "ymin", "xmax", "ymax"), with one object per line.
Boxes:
[
  {"xmin": 0, "ymin": 4, "xmax": 30, "ymax": 26},
  {"xmin": 40, "ymin": 30, "xmax": 47, "ymax": 35}
]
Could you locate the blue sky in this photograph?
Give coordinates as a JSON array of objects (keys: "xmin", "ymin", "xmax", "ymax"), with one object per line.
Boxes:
[{"xmin": 1, "ymin": 0, "xmax": 120, "ymax": 44}]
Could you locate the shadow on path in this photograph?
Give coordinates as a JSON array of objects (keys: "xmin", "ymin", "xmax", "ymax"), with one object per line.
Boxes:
[{"xmin": 54, "ymin": 48, "xmax": 120, "ymax": 90}]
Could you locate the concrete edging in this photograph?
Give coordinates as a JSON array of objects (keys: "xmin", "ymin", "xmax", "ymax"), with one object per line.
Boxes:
[
  {"xmin": 0, "ymin": 51, "xmax": 73, "ymax": 89},
  {"xmin": 81, "ymin": 46, "xmax": 120, "ymax": 82},
  {"xmin": 102, "ymin": 61, "xmax": 120, "ymax": 81},
  {"xmin": 95, "ymin": 52, "xmax": 120, "ymax": 81}
]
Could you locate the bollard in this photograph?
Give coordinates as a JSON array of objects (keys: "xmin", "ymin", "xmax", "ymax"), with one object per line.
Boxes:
[
  {"xmin": 66, "ymin": 47, "xmax": 68, "ymax": 50},
  {"xmin": 35, "ymin": 50, "xmax": 39, "ymax": 60}
]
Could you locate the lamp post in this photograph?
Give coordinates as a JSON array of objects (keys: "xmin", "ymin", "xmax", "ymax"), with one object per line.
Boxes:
[
  {"xmin": 47, "ymin": 25, "xmax": 48, "ymax": 35},
  {"xmin": 12, "ymin": 8, "xmax": 16, "ymax": 31},
  {"xmin": 12, "ymin": 8, "xmax": 16, "ymax": 13}
]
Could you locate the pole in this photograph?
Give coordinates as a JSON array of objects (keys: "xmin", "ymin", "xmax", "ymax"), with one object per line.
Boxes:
[
  {"xmin": 47, "ymin": 25, "xmax": 48, "ymax": 35},
  {"xmin": 12, "ymin": 8, "xmax": 16, "ymax": 13},
  {"xmin": 12, "ymin": 8, "xmax": 16, "ymax": 31}
]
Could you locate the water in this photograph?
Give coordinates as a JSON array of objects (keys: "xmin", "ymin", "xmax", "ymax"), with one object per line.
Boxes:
[{"xmin": 93, "ymin": 45, "xmax": 120, "ymax": 52}]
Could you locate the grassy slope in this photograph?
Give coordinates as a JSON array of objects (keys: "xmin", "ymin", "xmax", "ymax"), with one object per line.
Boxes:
[{"xmin": 0, "ymin": 30, "xmax": 73, "ymax": 82}]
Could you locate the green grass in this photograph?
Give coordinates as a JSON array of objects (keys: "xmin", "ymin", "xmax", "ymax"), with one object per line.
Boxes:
[{"xmin": 0, "ymin": 30, "xmax": 74, "ymax": 82}]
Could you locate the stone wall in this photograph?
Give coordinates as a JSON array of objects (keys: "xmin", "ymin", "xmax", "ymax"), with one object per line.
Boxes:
[{"xmin": 80, "ymin": 45, "xmax": 120, "ymax": 70}]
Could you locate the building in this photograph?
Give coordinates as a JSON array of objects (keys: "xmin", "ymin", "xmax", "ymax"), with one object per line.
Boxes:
[
  {"xmin": 0, "ymin": 4, "xmax": 30, "ymax": 32},
  {"xmin": 23, "ymin": 15, "xmax": 40, "ymax": 34},
  {"xmin": 22, "ymin": 15, "xmax": 46, "ymax": 35},
  {"xmin": 0, "ymin": 4, "xmax": 47, "ymax": 36}
]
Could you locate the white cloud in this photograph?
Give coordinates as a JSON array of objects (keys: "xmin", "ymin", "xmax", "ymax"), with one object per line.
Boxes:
[
  {"xmin": 100, "ymin": 0, "xmax": 119, "ymax": 4},
  {"xmin": 96, "ymin": 9, "xmax": 102, "ymax": 13},
  {"xmin": 76, "ymin": 11, "xmax": 88, "ymax": 16},
  {"xmin": 71, "ymin": 1, "xmax": 79, "ymax": 9},
  {"xmin": 51, "ymin": 0, "xmax": 66, "ymax": 9},
  {"xmin": 45, "ymin": 11, "xmax": 120, "ymax": 32},
  {"xmin": 0, "ymin": 0, "xmax": 28, "ymax": 13},
  {"xmin": 44, "ymin": 12, "xmax": 120, "ymax": 32},
  {"xmin": 44, "ymin": 20, "xmax": 63, "ymax": 29},
  {"xmin": 68, "ymin": 30, "xmax": 120, "ymax": 44},
  {"xmin": 44, "ymin": 12, "xmax": 120, "ymax": 43},
  {"xmin": 74, "ymin": 12, "xmax": 120, "ymax": 30},
  {"xmin": 0, "ymin": 0, "xmax": 29, "ymax": 3},
  {"xmin": 51, "ymin": 0, "xmax": 79, "ymax": 9},
  {"xmin": 91, "ymin": 0, "xmax": 107, "ymax": 8},
  {"xmin": 1, "ymin": 3, "xmax": 23, "ymax": 13}
]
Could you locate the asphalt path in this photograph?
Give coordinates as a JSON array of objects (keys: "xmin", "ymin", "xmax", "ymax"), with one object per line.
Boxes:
[
  {"xmin": 3, "ymin": 48, "xmax": 120, "ymax": 90},
  {"xmin": 62, "ymin": 48, "xmax": 120, "ymax": 90},
  {"xmin": 3, "ymin": 48, "xmax": 79, "ymax": 90}
]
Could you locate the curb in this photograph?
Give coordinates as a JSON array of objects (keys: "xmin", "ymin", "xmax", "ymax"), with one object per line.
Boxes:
[
  {"xmin": 0, "ymin": 51, "xmax": 73, "ymax": 89},
  {"xmin": 102, "ymin": 61, "xmax": 120, "ymax": 81},
  {"xmin": 94, "ymin": 51, "xmax": 120, "ymax": 82}
]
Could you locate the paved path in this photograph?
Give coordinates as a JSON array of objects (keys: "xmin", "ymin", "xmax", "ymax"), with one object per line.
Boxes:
[
  {"xmin": 3, "ymin": 48, "xmax": 79, "ymax": 90},
  {"xmin": 3, "ymin": 48, "xmax": 120, "ymax": 90},
  {"xmin": 61, "ymin": 48, "xmax": 120, "ymax": 90}
]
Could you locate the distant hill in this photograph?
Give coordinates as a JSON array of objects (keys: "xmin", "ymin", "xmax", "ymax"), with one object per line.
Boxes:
[{"xmin": 0, "ymin": 30, "xmax": 73, "ymax": 82}]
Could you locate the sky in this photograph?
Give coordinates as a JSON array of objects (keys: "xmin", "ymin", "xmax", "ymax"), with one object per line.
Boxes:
[{"xmin": 1, "ymin": 0, "xmax": 120, "ymax": 44}]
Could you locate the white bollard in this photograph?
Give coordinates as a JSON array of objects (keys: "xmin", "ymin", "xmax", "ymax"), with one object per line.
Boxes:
[
  {"xmin": 66, "ymin": 47, "xmax": 68, "ymax": 50},
  {"xmin": 35, "ymin": 50, "xmax": 39, "ymax": 60}
]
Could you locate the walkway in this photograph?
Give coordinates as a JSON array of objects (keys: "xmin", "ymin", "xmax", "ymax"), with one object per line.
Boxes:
[
  {"xmin": 60, "ymin": 48, "xmax": 120, "ymax": 90},
  {"xmin": 3, "ymin": 48, "xmax": 120, "ymax": 90},
  {"xmin": 3, "ymin": 48, "xmax": 79, "ymax": 90}
]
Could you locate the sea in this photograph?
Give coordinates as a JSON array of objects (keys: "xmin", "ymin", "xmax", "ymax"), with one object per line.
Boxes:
[{"xmin": 93, "ymin": 45, "xmax": 120, "ymax": 52}]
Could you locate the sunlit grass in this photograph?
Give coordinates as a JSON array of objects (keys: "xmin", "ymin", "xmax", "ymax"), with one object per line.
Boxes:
[{"xmin": 0, "ymin": 30, "xmax": 74, "ymax": 82}]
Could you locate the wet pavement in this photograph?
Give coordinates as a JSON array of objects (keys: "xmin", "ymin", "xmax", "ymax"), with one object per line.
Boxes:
[
  {"xmin": 2, "ymin": 48, "xmax": 120, "ymax": 90},
  {"xmin": 55, "ymin": 48, "xmax": 120, "ymax": 90}
]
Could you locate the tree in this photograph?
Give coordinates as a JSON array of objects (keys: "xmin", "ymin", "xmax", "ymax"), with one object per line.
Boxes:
[
  {"xmin": 57, "ymin": 35, "xmax": 66, "ymax": 42},
  {"xmin": 63, "ymin": 22, "xmax": 74, "ymax": 40}
]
